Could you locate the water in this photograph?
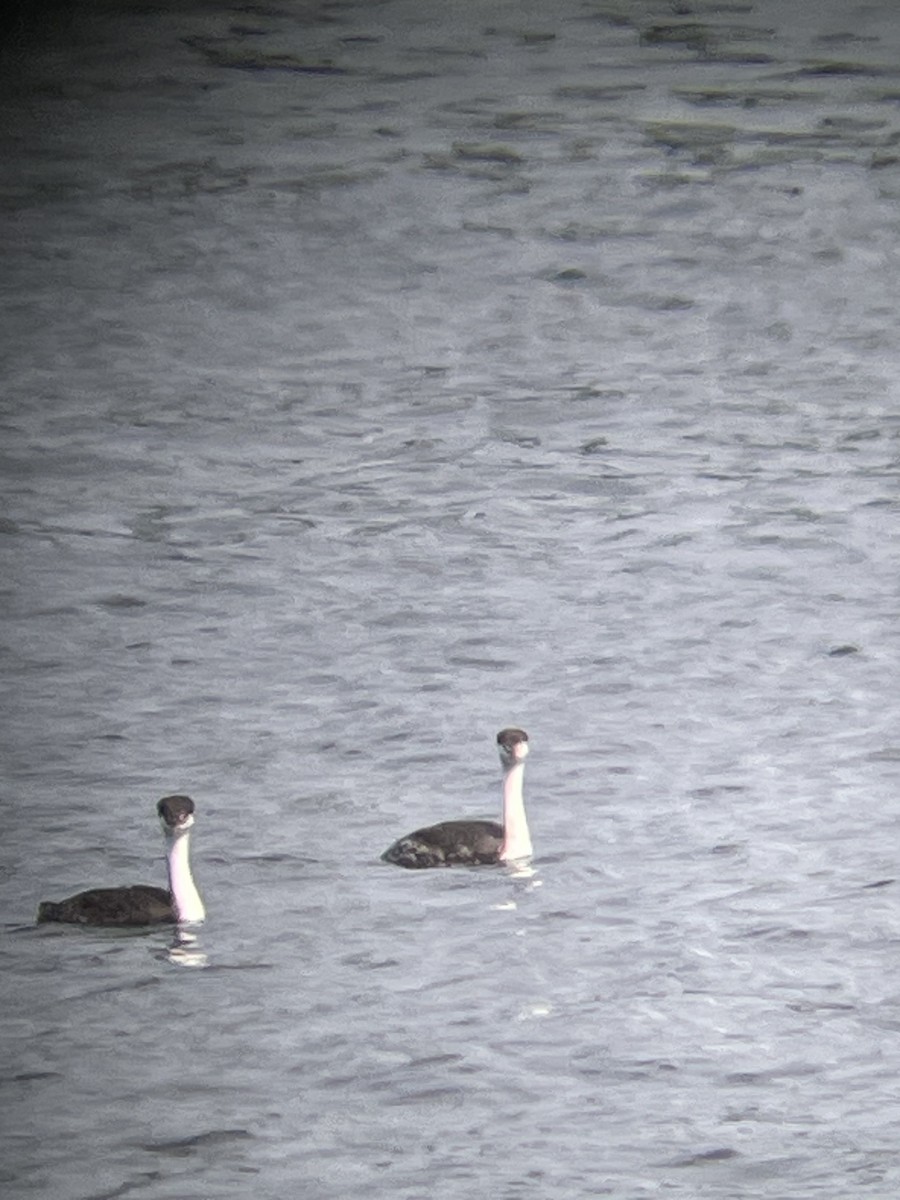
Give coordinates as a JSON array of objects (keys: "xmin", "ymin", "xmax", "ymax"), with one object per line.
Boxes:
[{"xmin": 2, "ymin": 0, "xmax": 900, "ymax": 1196}]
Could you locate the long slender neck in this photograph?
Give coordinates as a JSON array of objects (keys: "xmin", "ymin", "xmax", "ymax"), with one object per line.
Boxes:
[
  {"xmin": 166, "ymin": 829, "xmax": 205, "ymax": 923},
  {"xmin": 499, "ymin": 761, "xmax": 532, "ymax": 861}
]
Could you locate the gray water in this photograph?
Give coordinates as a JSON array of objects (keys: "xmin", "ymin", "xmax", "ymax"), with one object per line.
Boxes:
[{"xmin": 2, "ymin": 0, "xmax": 900, "ymax": 1196}]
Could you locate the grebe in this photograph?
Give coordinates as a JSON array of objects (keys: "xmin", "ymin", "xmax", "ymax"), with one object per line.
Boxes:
[
  {"xmin": 382, "ymin": 727, "xmax": 532, "ymax": 868},
  {"xmin": 36, "ymin": 795, "xmax": 205, "ymax": 926}
]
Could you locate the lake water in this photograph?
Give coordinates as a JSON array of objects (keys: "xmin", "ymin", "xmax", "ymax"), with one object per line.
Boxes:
[{"xmin": 2, "ymin": 0, "xmax": 900, "ymax": 1196}]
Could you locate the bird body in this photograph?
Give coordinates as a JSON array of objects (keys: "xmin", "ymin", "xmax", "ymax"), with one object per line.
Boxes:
[
  {"xmin": 383, "ymin": 819, "xmax": 505, "ymax": 869},
  {"xmin": 382, "ymin": 728, "xmax": 532, "ymax": 869},
  {"xmin": 37, "ymin": 795, "xmax": 204, "ymax": 927},
  {"xmin": 37, "ymin": 884, "xmax": 173, "ymax": 926}
]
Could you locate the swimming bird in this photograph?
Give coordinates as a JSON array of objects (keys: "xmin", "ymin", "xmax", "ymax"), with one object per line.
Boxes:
[
  {"xmin": 381, "ymin": 727, "xmax": 532, "ymax": 868},
  {"xmin": 36, "ymin": 795, "xmax": 205, "ymax": 926}
]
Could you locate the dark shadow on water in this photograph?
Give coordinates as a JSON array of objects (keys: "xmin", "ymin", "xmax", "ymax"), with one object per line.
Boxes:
[{"xmin": 0, "ymin": 0, "xmax": 77, "ymax": 58}]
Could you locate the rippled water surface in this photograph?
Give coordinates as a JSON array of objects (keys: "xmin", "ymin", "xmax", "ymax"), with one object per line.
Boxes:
[{"xmin": 2, "ymin": 1, "xmax": 900, "ymax": 1196}]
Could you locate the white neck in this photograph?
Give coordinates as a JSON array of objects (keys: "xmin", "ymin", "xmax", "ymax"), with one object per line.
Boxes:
[
  {"xmin": 499, "ymin": 760, "xmax": 532, "ymax": 861},
  {"xmin": 166, "ymin": 828, "xmax": 205, "ymax": 923}
]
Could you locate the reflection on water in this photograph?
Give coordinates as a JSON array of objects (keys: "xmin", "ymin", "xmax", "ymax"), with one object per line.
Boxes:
[
  {"xmin": 492, "ymin": 859, "xmax": 541, "ymax": 906},
  {"xmin": 160, "ymin": 925, "xmax": 208, "ymax": 970}
]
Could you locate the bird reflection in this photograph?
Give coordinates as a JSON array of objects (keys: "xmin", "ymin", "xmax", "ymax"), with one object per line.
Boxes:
[{"xmin": 159, "ymin": 925, "xmax": 208, "ymax": 969}]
